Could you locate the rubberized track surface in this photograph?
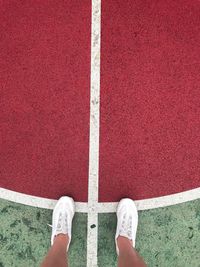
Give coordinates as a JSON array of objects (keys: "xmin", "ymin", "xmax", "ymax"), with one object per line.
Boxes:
[
  {"xmin": 1, "ymin": 0, "xmax": 200, "ymax": 203},
  {"xmin": 0, "ymin": 0, "xmax": 91, "ymax": 201},
  {"xmin": 99, "ymin": 0, "xmax": 200, "ymax": 201}
]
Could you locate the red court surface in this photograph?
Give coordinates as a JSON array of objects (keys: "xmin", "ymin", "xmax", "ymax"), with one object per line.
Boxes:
[
  {"xmin": 99, "ymin": 0, "xmax": 200, "ymax": 202},
  {"xmin": 0, "ymin": 1, "xmax": 91, "ymax": 201},
  {"xmin": 1, "ymin": 0, "xmax": 200, "ymax": 204}
]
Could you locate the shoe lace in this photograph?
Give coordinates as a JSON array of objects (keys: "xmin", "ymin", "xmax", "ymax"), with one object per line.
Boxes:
[
  {"xmin": 56, "ymin": 212, "xmax": 68, "ymax": 232},
  {"xmin": 120, "ymin": 214, "xmax": 132, "ymax": 239},
  {"xmin": 47, "ymin": 212, "xmax": 68, "ymax": 232}
]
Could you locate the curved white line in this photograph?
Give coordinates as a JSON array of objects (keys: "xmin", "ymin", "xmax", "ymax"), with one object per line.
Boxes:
[
  {"xmin": 0, "ymin": 188, "xmax": 88, "ymax": 213},
  {"xmin": 97, "ymin": 187, "xmax": 200, "ymax": 212},
  {"xmin": 0, "ymin": 187, "xmax": 200, "ymax": 212}
]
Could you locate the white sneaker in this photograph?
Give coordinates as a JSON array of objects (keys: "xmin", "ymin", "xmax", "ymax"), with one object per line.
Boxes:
[
  {"xmin": 115, "ymin": 198, "xmax": 138, "ymax": 255},
  {"xmin": 50, "ymin": 196, "xmax": 75, "ymax": 251}
]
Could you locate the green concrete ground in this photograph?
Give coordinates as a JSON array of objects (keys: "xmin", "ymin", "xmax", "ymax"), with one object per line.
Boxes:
[{"xmin": 0, "ymin": 198, "xmax": 200, "ymax": 267}]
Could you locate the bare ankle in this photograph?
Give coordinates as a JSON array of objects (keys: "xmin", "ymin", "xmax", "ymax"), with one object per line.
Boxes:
[
  {"xmin": 117, "ymin": 236, "xmax": 132, "ymax": 245},
  {"xmin": 54, "ymin": 234, "xmax": 69, "ymax": 247}
]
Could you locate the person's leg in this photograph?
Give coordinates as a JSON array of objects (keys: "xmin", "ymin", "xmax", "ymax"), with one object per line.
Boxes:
[
  {"xmin": 117, "ymin": 236, "xmax": 147, "ymax": 267},
  {"xmin": 115, "ymin": 198, "xmax": 147, "ymax": 267},
  {"xmin": 41, "ymin": 234, "xmax": 69, "ymax": 267},
  {"xmin": 40, "ymin": 196, "xmax": 75, "ymax": 267}
]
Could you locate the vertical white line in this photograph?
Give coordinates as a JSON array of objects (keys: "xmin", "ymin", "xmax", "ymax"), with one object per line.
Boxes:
[{"xmin": 87, "ymin": 0, "xmax": 101, "ymax": 266}]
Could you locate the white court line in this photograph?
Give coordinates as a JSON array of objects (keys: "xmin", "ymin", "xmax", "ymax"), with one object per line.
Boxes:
[
  {"xmin": 87, "ymin": 0, "xmax": 101, "ymax": 266},
  {"xmin": 0, "ymin": 188, "xmax": 88, "ymax": 212},
  {"xmin": 97, "ymin": 187, "xmax": 200, "ymax": 212},
  {"xmin": 0, "ymin": 187, "xmax": 200, "ymax": 213},
  {"xmin": 1, "ymin": 187, "xmax": 200, "ymax": 212}
]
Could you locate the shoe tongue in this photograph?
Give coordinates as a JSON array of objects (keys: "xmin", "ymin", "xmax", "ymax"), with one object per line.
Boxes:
[
  {"xmin": 56, "ymin": 212, "xmax": 68, "ymax": 233},
  {"xmin": 122, "ymin": 215, "xmax": 132, "ymax": 231}
]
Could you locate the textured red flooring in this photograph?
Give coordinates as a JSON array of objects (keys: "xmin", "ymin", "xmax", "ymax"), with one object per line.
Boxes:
[
  {"xmin": 1, "ymin": 0, "xmax": 200, "ymax": 203},
  {"xmin": 0, "ymin": 1, "xmax": 91, "ymax": 201},
  {"xmin": 99, "ymin": 0, "xmax": 200, "ymax": 201}
]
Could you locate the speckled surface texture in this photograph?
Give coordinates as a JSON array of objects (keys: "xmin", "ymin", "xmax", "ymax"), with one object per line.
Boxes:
[
  {"xmin": 0, "ymin": 199, "xmax": 87, "ymax": 267},
  {"xmin": 0, "ymin": 0, "xmax": 91, "ymax": 202},
  {"xmin": 98, "ymin": 199, "xmax": 200, "ymax": 267},
  {"xmin": 1, "ymin": 198, "xmax": 200, "ymax": 267},
  {"xmin": 99, "ymin": 0, "xmax": 200, "ymax": 202}
]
